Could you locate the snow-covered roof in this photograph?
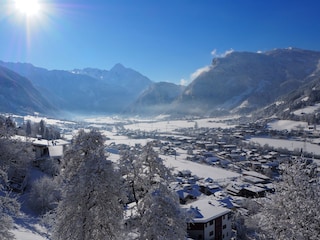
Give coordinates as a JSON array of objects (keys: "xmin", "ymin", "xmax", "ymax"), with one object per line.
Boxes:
[
  {"xmin": 244, "ymin": 185, "xmax": 266, "ymax": 193},
  {"xmin": 243, "ymin": 175, "xmax": 265, "ymax": 184},
  {"xmin": 242, "ymin": 170, "xmax": 270, "ymax": 180},
  {"xmin": 184, "ymin": 198, "xmax": 231, "ymax": 223},
  {"xmin": 32, "ymin": 139, "xmax": 69, "ymax": 147}
]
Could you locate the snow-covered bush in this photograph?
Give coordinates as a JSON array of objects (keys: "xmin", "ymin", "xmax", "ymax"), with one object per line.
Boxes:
[{"xmin": 28, "ymin": 176, "xmax": 61, "ymax": 215}]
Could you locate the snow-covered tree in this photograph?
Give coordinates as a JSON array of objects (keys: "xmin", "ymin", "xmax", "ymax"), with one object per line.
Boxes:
[
  {"xmin": 28, "ymin": 176, "xmax": 61, "ymax": 215},
  {"xmin": 0, "ymin": 116, "xmax": 24, "ymax": 239},
  {"xmin": 120, "ymin": 142, "xmax": 172, "ymax": 204},
  {"xmin": 0, "ymin": 116, "xmax": 16, "ymax": 139},
  {"xmin": 0, "ymin": 116, "xmax": 32, "ymax": 193},
  {"xmin": 138, "ymin": 183, "xmax": 187, "ymax": 240},
  {"xmin": 120, "ymin": 142, "xmax": 187, "ymax": 239},
  {"xmin": 0, "ymin": 170, "xmax": 20, "ymax": 240},
  {"xmin": 25, "ymin": 120, "xmax": 32, "ymax": 137},
  {"xmin": 255, "ymin": 159, "xmax": 320, "ymax": 239},
  {"xmin": 52, "ymin": 129, "xmax": 124, "ymax": 240}
]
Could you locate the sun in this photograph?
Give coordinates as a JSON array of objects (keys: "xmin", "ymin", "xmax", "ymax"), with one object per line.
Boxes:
[{"xmin": 14, "ymin": 0, "xmax": 41, "ymax": 16}]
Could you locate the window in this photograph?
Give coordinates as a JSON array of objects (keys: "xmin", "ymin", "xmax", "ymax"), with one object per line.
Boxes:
[
  {"xmin": 209, "ymin": 231, "xmax": 213, "ymax": 236},
  {"xmin": 223, "ymin": 224, "xmax": 226, "ymax": 229},
  {"xmin": 223, "ymin": 215, "xmax": 225, "ymax": 220},
  {"xmin": 209, "ymin": 220, "xmax": 214, "ymax": 225}
]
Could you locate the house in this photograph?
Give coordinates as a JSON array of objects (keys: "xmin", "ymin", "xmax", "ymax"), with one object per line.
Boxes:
[
  {"xmin": 226, "ymin": 182, "xmax": 267, "ymax": 198},
  {"xmin": 184, "ymin": 198, "xmax": 233, "ymax": 240},
  {"xmin": 199, "ymin": 183, "xmax": 221, "ymax": 196},
  {"xmin": 177, "ymin": 184, "xmax": 202, "ymax": 204},
  {"xmin": 32, "ymin": 138, "xmax": 69, "ymax": 166}
]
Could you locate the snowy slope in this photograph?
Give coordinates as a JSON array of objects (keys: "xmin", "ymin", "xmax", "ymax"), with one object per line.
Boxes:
[{"xmin": 12, "ymin": 225, "xmax": 47, "ymax": 240}]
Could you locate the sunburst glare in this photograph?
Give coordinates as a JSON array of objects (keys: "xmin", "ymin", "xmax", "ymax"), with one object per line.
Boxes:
[{"xmin": 14, "ymin": 0, "xmax": 41, "ymax": 17}]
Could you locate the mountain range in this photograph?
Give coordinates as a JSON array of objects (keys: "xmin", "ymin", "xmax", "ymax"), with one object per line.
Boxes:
[
  {"xmin": 0, "ymin": 65, "xmax": 55, "ymax": 115},
  {"xmin": 1, "ymin": 47, "xmax": 320, "ymax": 119}
]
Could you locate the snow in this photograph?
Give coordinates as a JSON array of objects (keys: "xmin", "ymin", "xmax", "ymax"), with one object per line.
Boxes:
[
  {"xmin": 248, "ymin": 137, "xmax": 320, "ymax": 155},
  {"xmin": 292, "ymin": 103, "xmax": 320, "ymax": 115},
  {"xmin": 12, "ymin": 224, "xmax": 47, "ymax": 240},
  {"xmin": 183, "ymin": 197, "xmax": 231, "ymax": 222},
  {"xmin": 23, "ymin": 115, "xmax": 76, "ymax": 127},
  {"xmin": 81, "ymin": 116, "xmax": 126, "ymax": 124},
  {"xmin": 124, "ymin": 118, "xmax": 236, "ymax": 132},
  {"xmin": 101, "ymin": 129, "xmax": 154, "ymax": 146},
  {"xmin": 268, "ymin": 120, "xmax": 308, "ymax": 131},
  {"xmin": 12, "ymin": 115, "xmax": 305, "ymax": 239},
  {"xmin": 108, "ymin": 147, "xmax": 240, "ymax": 182},
  {"xmin": 162, "ymin": 151, "xmax": 240, "ymax": 182}
]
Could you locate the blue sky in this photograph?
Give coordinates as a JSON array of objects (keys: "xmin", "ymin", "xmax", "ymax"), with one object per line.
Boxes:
[{"xmin": 1, "ymin": 0, "xmax": 320, "ymax": 84}]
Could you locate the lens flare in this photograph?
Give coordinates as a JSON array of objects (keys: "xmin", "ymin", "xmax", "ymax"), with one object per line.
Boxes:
[{"xmin": 15, "ymin": 0, "xmax": 41, "ymax": 16}]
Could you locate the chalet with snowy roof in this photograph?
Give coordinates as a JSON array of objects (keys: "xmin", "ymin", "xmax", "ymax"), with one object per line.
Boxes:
[
  {"xmin": 226, "ymin": 182, "xmax": 267, "ymax": 198},
  {"xmin": 177, "ymin": 184, "xmax": 202, "ymax": 204},
  {"xmin": 199, "ymin": 183, "xmax": 221, "ymax": 196},
  {"xmin": 242, "ymin": 171, "xmax": 270, "ymax": 183},
  {"xmin": 32, "ymin": 138, "xmax": 69, "ymax": 166},
  {"xmin": 184, "ymin": 199, "xmax": 233, "ymax": 240}
]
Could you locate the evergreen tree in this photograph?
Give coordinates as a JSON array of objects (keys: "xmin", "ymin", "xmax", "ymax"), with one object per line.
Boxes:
[
  {"xmin": 25, "ymin": 120, "xmax": 32, "ymax": 137},
  {"xmin": 53, "ymin": 129, "xmax": 124, "ymax": 240}
]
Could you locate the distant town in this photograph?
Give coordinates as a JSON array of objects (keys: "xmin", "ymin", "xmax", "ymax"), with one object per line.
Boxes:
[{"xmin": 8, "ymin": 113, "xmax": 319, "ymax": 239}]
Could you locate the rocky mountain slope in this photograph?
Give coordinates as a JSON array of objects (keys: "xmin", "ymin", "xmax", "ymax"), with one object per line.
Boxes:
[
  {"xmin": 0, "ymin": 61, "xmax": 153, "ymax": 115},
  {"xmin": 72, "ymin": 63, "xmax": 152, "ymax": 97},
  {"xmin": 254, "ymin": 75, "xmax": 320, "ymax": 122},
  {"xmin": 1, "ymin": 48, "xmax": 320, "ymax": 118},
  {"xmin": 0, "ymin": 66, "xmax": 55, "ymax": 115},
  {"xmin": 172, "ymin": 48, "xmax": 320, "ymax": 116}
]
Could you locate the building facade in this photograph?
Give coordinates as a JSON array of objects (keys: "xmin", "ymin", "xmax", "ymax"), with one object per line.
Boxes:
[{"xmin": 185, "ymin": 199, "xmax": 233, "ymax": 240}]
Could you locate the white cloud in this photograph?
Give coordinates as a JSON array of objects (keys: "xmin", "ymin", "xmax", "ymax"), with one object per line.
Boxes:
[
  {"xmin": 184, "ymin": 48, "xmax": 234, "ymax": 83},
  {"xmin": 190, "ymin": 65, "xmax": 211, "ymax": 80},
  {"xmin": 211, "ymin": 49, "xmax": 218, "ymax": 57},
  {"xmin": 211, "ymin": 48, "xmax": 234, "ymax": 58},
  {"xmin": 222, "ymin": 48, "xmax": 234, "ymax": 57},
  {"xmin": 180, "ymin": 78, "xmax": 188, "ymax": 86}
]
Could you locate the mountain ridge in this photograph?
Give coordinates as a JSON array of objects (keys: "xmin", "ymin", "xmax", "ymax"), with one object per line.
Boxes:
[
  {"xmin": 0, "ymin": 65, "xmax": 56, "ymax": 115},
  {"xmin": 0, "ymin": 61, "xmax": 153, "ymax": 115},
  {"xmin": 171, "ymin": 48, "xmax": 320, "ymax": 116},
  {"xmin": 1, "ymin": 48, "xmax": 320, "ymax": 118}
]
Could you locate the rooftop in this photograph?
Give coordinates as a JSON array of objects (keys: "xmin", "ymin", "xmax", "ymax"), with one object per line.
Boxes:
[{"xmin": 184, "ymin": 198, "xmax": 231, "ymax": 223}]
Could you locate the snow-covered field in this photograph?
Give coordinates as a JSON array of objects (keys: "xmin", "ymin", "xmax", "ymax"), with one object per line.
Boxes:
[
  {"xmin": 102, "ymin": 130, "xmax": 153, "ymax": 146},
  {"xmin": 12, "ymin": 225, "xmax": 48, "ymax": 240},
  {"xmin": 267, "ymin": 120, "xmax": 308, "ymax": 131},
  {"xmin": 124, "ymin": 118, "xmax": 236, "ymax": 132},
  {"xmin": 162, "ymin": 153, "xmax": 240, "ymax": 182},
  {"xmin": 292, "ymin": 103, "xmax": 320, "ymax": 116},
  {"xmin": 108, "ymin": 147, "xmax": 240, "ymax": 183},
  {"xmin": 248, "ymin": 137, "xmax": 320, "ymax": 155}
]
